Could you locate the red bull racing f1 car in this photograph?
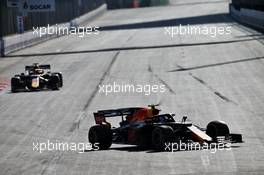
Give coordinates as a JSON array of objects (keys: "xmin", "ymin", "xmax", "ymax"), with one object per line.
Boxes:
[
  {"xmin": 11, "ymin": 63, "xmax": 63, "ymax": 92},
  {"xmin": 88, "ymin": 105, "xmax": 242, "ymax": 150}
]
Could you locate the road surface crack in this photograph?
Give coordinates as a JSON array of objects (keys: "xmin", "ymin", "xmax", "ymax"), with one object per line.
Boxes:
[
  {"xmin": 148, "ymin": 65, "xmax": 175, "ymax": 94},
  {"xmin": 68, "ymin": 51, "xmax": 120, "ymax": 133},
  {"xmin": 82, "ymin": 51, "xmax": 120, "ymax": 111},
  {"xmin": 189, "ymin": 72, "xmax": 237, "ymax": 104}
]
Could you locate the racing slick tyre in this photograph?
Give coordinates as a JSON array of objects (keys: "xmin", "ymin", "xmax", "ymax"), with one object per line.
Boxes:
[
  {"xmin": 58, "ymin": 73, "xmax": 63, "ymax": 87},
  {"xmin": 11, "ymin": 77, "xmax": 20, "ymax": 93},
  {"xmin": 206, "ymin": 121, "xmax": 230, "ymax": 142},
  {"xmin": 151, "ymin": 126, "xmax": 173, "ymax": 151},
  {"xmin": 54, "ymin": 73, "xmax": 63, "ymax": 87},
  {"xmin": 88, "ymin": 125, "xmax": 112, "ymax": 150},
  {"xmin": 49, "ymin": 75, "xmax": 60, "ymax": 90}
]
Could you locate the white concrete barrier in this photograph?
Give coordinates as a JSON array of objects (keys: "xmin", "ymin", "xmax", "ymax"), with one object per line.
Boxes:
[{"xmin": 1, "ymin": 4, "xmax": 106, "ymax": 56}]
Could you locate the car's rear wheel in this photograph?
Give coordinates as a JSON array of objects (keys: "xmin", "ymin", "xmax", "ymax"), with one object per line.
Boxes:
[
  {"xmin": 88, "ymin": 125, "xmax": 112, "ymax": 150},
  {"xmin": 151, "ymin": 126, "xmax": 173, "ymax": 150},
  {"xmin": 206, "ymin": 121, "xmax": 230, "ymax": 142}
]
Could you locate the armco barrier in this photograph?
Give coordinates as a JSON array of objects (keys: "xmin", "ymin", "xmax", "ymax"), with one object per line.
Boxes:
[
  {"xmin": 229, "ymin": 4, "xmax": 264, "ymax": 32},
  {"xmin": 1, "ymin": 4, "xmax": 106, "ymax": 56}
]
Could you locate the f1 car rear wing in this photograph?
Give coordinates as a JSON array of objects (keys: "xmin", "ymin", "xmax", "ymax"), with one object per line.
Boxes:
[
  {"xmin": 25, "ymin": 64, "xmax": 51, "ymax": 71},
  {"xmin": 94, "ymin": 108, "xmax": 142, "ymax": 124}
]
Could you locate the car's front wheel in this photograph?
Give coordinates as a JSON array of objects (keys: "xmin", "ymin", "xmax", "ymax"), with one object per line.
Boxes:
[
  {"xmin": 53, "ymin": 72, "xmax": 63, "ymax": 87},
  {"xmin": 49, "ymin": 75, "xmax": 60, "ymax": 90},
  {"xmin": 206, "ymin": 121, "xmax": 230, "ymax": 142}
]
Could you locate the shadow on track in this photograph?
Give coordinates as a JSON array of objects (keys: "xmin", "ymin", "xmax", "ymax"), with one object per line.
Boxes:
[
  {"xmin": 84, "ymin": 145, "xmax": 242, "ymax": 153},
  {"xmin": 99, "ymin": 13, "xmax": 232, "ymax": 31},
  {"xmin": 4, "ymin": 12, "xmax": 262, "ymax": 58},
  {"xmin": 4, "ymin": 37, "xmax": 263, "ymax": 58},
  {"xmin": 168, "ymin": 56, "xmax": 264, "ymax": 72}
]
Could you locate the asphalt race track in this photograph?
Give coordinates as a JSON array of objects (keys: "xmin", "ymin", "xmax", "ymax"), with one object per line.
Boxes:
[{"xmin": 1, "ymin": 0, "xmax": 264, "ymax": 174}]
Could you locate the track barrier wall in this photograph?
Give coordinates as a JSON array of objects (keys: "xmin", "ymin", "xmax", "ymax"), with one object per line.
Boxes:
[{"xmin": 0, "ymin": 1, "xmax": 106, "ymax": 56}]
